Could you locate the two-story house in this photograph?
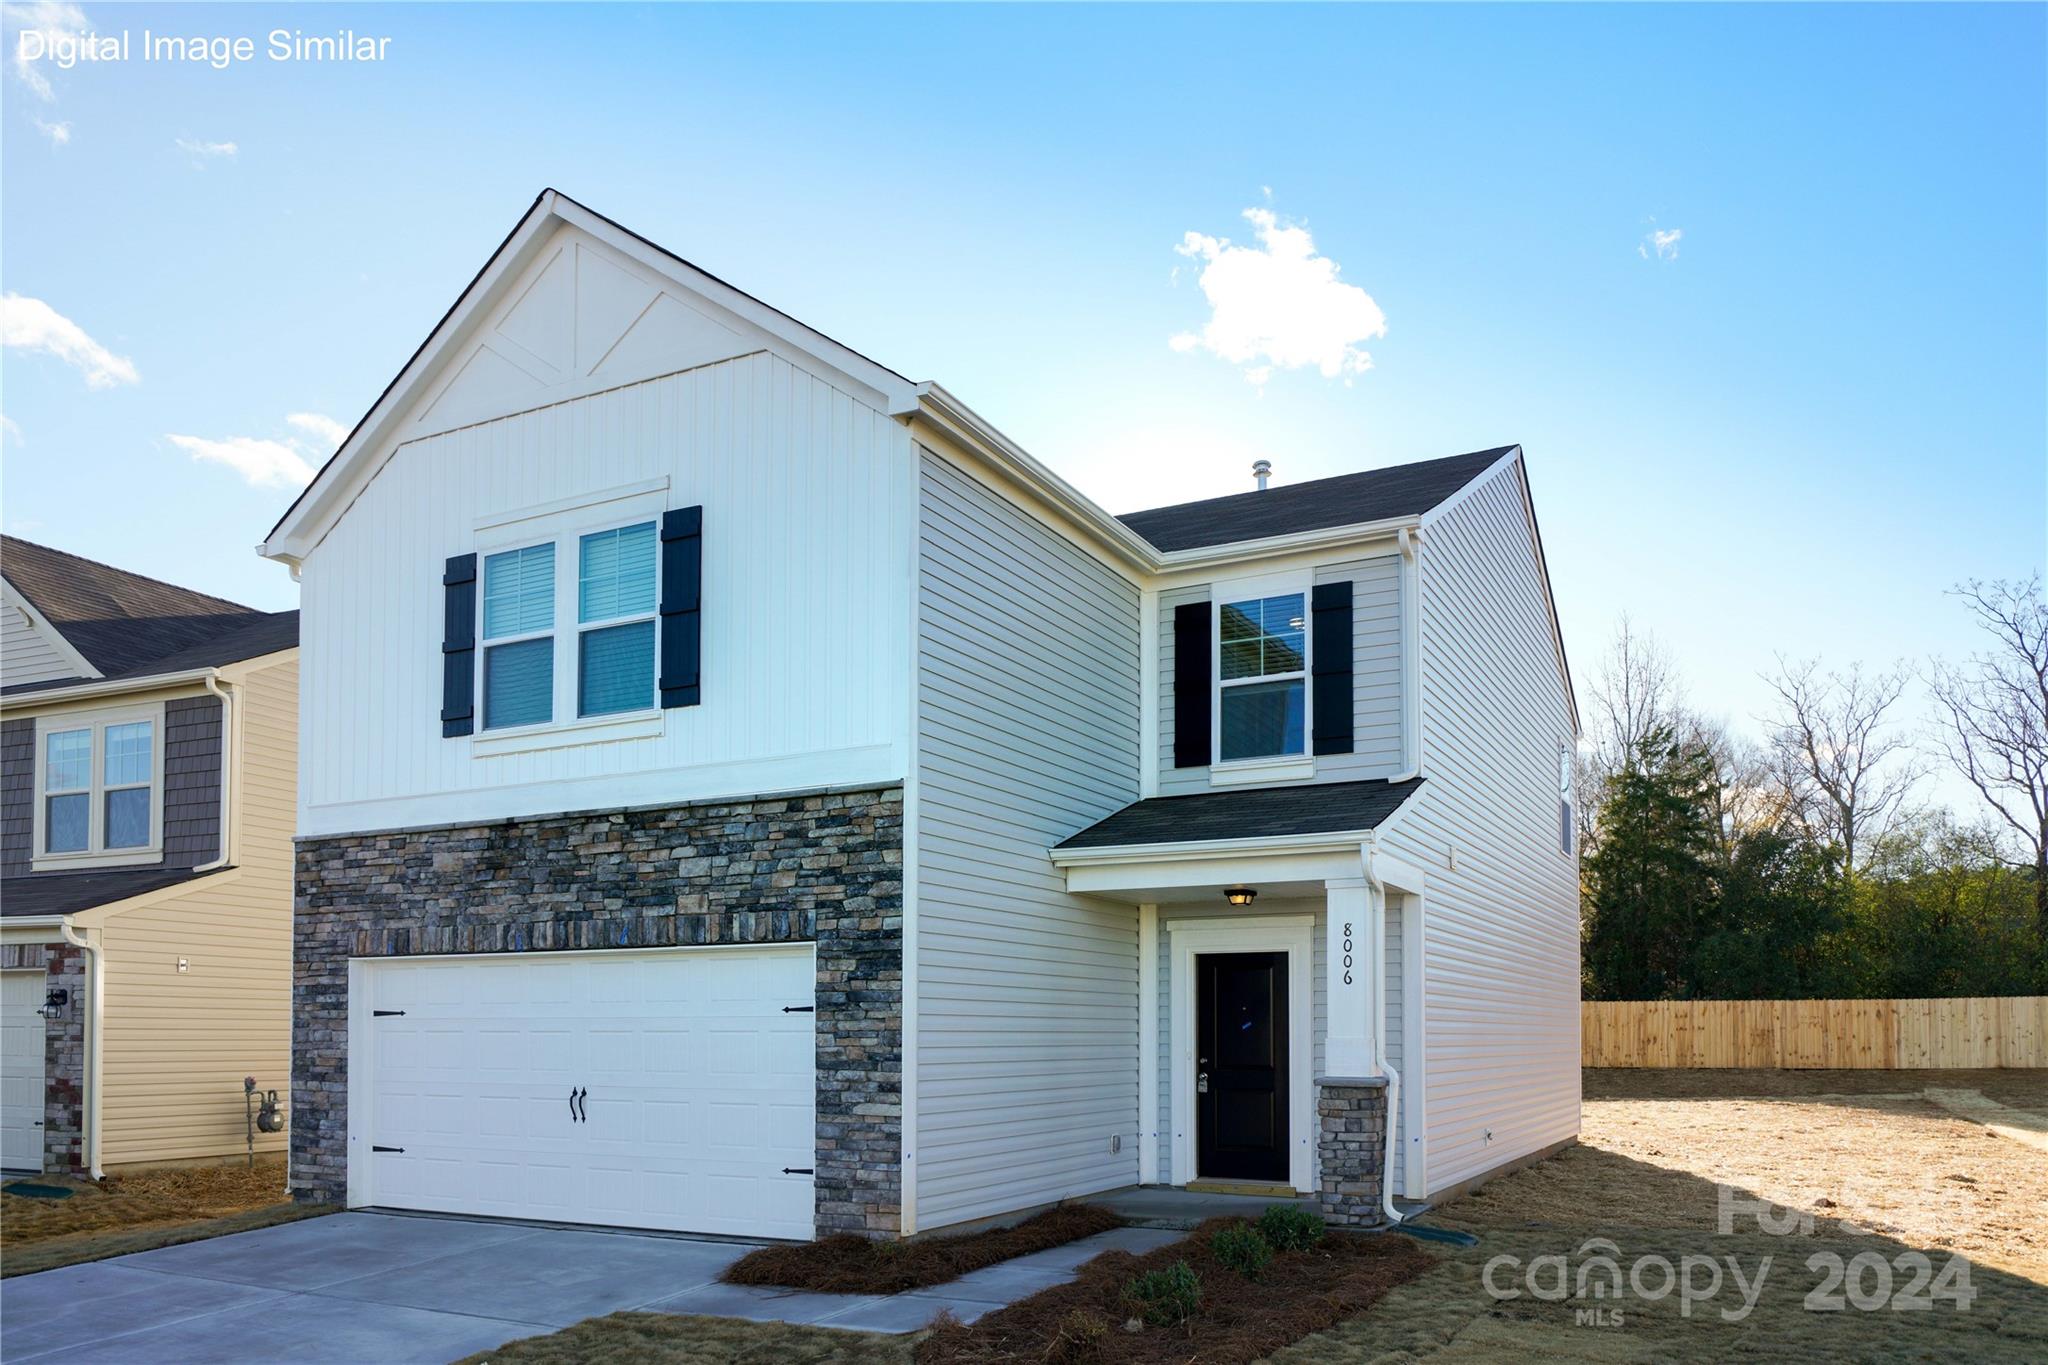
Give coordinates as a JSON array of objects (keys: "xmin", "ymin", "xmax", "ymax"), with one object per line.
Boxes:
[
  {"xmin": 1, "ymin": 539, "xmax": 298, "ymax": 1175},
  {"xmin": 260, "ymin": 190, "xmax": 1579, "ymax": 1241}
]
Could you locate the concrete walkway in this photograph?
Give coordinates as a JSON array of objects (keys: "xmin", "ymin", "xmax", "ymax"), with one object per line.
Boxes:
[{"xmin": 0, "ymin": 1212, "xmax": 1184, "ymax": 1362}]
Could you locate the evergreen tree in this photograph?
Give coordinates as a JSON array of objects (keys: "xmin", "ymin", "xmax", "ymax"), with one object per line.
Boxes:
[{"xmin": 1581, "ymin": 727, "xmax": 1723, "ymax": 999}]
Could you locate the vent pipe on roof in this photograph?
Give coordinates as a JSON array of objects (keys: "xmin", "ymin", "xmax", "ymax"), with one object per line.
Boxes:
[{"xmin": 1252, "ymin": 459, "xmax": 1273, "ymax": 491}]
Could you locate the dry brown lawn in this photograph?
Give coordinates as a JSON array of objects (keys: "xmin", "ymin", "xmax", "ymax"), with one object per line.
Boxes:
[
  {"xmin": 454, "ymin": 1313, "xmax": 916, "ymax": 1364},
  {"xmin": 1278, "ymin": 1068, "xmax": 2048, "ymax": 1363},
  {"xmin": 0, "ymin": 1162, "xmax": 331, "ymax": 1277}
]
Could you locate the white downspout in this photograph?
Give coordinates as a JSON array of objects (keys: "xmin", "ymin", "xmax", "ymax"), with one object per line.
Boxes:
[
  {"xmin": 58, "ymin": 922, "xmax": 104, "ymax": 1179},
  {"xmin": 1362, "ymin": 844, "xmax": 1403, "ymax": 1227},
  {"xmin": 194, "ymin": 673, "xmax": 234, "ymax": 872}
]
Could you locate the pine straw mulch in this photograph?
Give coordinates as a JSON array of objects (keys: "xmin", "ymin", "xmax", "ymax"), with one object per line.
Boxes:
[
  {"xmin": 916, "ymin": 1217, "xmax": 1432, "ymax": 1365},
  {"xmin": 726, "ymin": 1205, "xmax": 1124, "ymax": 1295}
]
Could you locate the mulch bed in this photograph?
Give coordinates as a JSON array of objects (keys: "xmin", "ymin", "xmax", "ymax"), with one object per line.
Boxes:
[
  {"xmin": 916, "ymin": 1217, "xmax": 1433, "ymax": 1364},
  {"xmin": 724, "ymin": 1204, "xmax": 1124, "ymax": 1295}
]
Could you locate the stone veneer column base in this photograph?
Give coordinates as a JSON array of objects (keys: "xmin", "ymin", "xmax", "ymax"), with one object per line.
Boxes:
[
  {"xmin": 0, "ymin": 941, "xmax": 87, "ymax": 1173},
  {"xmin": 1315, "ymin": 1076, "xmax": 1390, "ymax": 1228},
  {"xmin": 292, "ymin": 785, "xmax": 903, "ymax": 1238}
]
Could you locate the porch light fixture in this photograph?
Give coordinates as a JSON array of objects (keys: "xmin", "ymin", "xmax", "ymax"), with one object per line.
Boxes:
[{"xmin": 1224, "ymin": 887, "xmax": 1257, "ymax": 907}]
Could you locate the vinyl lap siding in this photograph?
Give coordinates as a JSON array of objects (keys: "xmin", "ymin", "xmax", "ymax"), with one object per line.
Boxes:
[
  {"xmin": 915, "ymin": 450, "xmax": 1142, "ymax": 1230},
  {"xmin": 98, "ymin": 658, "xmax": 297, "ymax": 1165},
  {"xmin": 1382, "ymin": 460, "xmax": 1579, "ymax": 1195},
  {"xmin": 1157, "ymin": 555, "xmax": 1404, "ymax": 795},
  {"xmin": 1, "ymin": 601, "xmax": 79, "ymax": 688}
]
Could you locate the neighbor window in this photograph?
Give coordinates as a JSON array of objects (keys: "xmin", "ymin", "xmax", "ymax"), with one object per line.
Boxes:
[
  {"xmin": 1218, "ymin": 592, "xmax": 1307, "ymax": 762},
  {"xmin": 479, "ymin": 519, "xmax": 658, "ymax": 731},
  {"xmin": 1559, "ymin": 744, "xmax": 1575, "ymax": 855},
  {"xmin": 36, "ymin": 709, "xmax": 158, "ymax": 863}
]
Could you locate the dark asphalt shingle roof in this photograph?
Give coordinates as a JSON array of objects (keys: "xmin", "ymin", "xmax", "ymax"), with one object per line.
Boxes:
[
  {"xmin": 1057, "ymin": 777, "xmax": 1424, "ymax": 851},
  {"xmin": 1, "ymin": 538, "xmax": 297, "ymax": 695},
  {"xmin": 0, "ymin": 866, "xmax": 229, "ymax": 919},
  {"xmin": 1117, "ymin": 447, "xmax": 1515, "ymax": 553}
]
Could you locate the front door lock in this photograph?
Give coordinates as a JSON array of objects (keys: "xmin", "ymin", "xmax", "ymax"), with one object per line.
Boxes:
[{"xmin": 1197, "ymin": 1072, "xmax": 1209, "ymax": 1094}]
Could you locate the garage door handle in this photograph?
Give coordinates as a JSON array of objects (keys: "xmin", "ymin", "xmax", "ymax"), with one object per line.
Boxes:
[
  {"xmin": 782, "ymin": 1005, "xmax": 813, "ymax": 1013},
  {"xmin": 782, "ymin": 1167, "xmax": 813, "ymax": 1175},
  {"xmin": 570, "ymin": 1086, "xmax": 586, "ymax": 1122},
  {"xmin": 372, "ymin": 1145, "xmax": 404, "ymax": 1153},
  {"xmin": 373, "ymin": 1010, "xmax": 406, "ymax": 1017}
]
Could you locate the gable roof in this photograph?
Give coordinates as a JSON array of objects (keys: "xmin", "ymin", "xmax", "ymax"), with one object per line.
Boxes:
[
  {"xmin": 1057, "ymin": 778, "xmax": 1424, "ymax": 851},
  {"xmin": 0, "ymin": 538, "xmax": 296, "ymax": 695},
  {"xmin": 1117, "ymin": 447, "xmax": 1514, "ymax": 553},
  {"xmin": 261, "ymin": 188, "xmax": 921, "ymax": 565}
]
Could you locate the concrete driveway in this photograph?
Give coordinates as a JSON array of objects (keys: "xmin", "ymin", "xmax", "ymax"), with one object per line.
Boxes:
[
  {"xmin": 1, "ymin": 1211, "xmax": 1183, "ymax": 1363},
  {"xmin": 1, "ymin": 1212, "xmax": 767, "ymax": 1363}
]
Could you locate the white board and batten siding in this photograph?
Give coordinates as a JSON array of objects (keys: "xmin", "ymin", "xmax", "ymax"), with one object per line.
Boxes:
[
  {"xmin": 914, "ymin": 448, "xmax": 1143, "ymax": 1232},
  {"xmin": 1380, "ymin": 455, "xmax": 1580, "ymax": 1196},
  {"xmin": 295, "ymin": 350, "xmax": 914, "ymax": 837},
  {"xmin": 1156, "ymin": 554, "xmax": 1406, "ymax": 796}
]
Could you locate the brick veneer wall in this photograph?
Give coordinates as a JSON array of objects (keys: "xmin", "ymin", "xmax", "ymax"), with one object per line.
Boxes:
[
  {"xmin": 1316, "ymin": 1077, "xmax": 1390, "ymax": 1227},
  {"xmin": 291, "ymin": 785, "xmax": 904, "ymax": 1236},
  {"xmin": 0, "ymin": 940, "xmax": 87, "ymax": 1172}
]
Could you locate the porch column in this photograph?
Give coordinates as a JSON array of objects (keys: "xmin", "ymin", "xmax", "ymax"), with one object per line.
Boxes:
[{"xmin": 1322, "ymin": 877, "xmax": 1377, "ymax": 1078}]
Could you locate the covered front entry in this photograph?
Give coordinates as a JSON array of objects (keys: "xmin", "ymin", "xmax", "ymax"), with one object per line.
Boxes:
[
  {"xmin": 348, "ymin": 944, "xmax": 816, "ymax": 1240},
  {"xmin": 1195, "ymin": 951, "xmax": 1290, "ymax": 1183}
]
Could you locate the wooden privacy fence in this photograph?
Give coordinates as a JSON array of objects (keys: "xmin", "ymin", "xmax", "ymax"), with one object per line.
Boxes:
[{"xmin": 1582, "ymin": 996, "xmax": 2048, "ymax": 1069}]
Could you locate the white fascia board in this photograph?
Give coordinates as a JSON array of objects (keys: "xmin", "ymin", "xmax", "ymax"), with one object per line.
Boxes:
[
  {"xmin": 0, "ymin": 916, "xmax": 71, "ymax": 939},
  {"xmin": 911, "ymin": 385, "xmax": 1158, "ymax": 574},
  {"xmin": 1150, "ymin": 517, "xmax": 1418, "ymax": 578},
  {"xmin": 1, "ymin": 667, "xmax": 217, "ymax": 715},
  {"xmin": 1051, "ymin": 827, "xmax": 1380, "ymax": 868},
  {"xmin": 1, "ymin": 578, "xmax": 101, "ymax": 680}
]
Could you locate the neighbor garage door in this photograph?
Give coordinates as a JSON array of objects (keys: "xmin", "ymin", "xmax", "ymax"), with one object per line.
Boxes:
[
  {"xmin": 2, "ymin": 970, "xmax": 46, "ymax": 1171},
  {"xmin": 353, "ymin": 946, "xmax": 815, "ymax": 1239}
]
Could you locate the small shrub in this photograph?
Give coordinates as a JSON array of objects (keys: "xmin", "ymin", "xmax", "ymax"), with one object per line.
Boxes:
[
  {"xmin": 1122, "ymin": 1260, "xmax": 1202, "ymax": 1326},
  {"xmin": 1258, "ymin": 1202, "xmax": 1326, "ymax": 1252},
  {"xmin": 1210, "ymin": 1222, "xmax": 1274, "ymax": 1279},
  {"xmin": 1041, "ymin": 1308, "xmax": 1111, "ymax": 1363}
]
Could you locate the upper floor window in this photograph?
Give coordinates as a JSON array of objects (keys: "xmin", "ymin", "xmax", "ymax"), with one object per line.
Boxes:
[
  {"xmin": 34, "ymin": 705, "xmax": 161, "ymax": 867},
  {"xmin": 1218, "ymin": 592, "xmax": 1307, "ymax": 762},
  {"xmin": 481, "ymin": 520, "xmax": 658, "ymax": 731}
]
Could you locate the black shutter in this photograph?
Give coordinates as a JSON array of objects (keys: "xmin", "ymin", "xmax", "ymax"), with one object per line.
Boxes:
[
  {"xmin": 1173, "ymin": 601, "xmax": 1211, "ymax": 768},
  {"xmin": 659, "ymin": 506, "xmax": 702, "ymax": 709},
  {"xmin": 440, "ymin": 554, "xmax": 477, "ymax": 738},
  {"xmin": 1311, "ymin": 580, "xmax": 1354, "ymax": 756}
]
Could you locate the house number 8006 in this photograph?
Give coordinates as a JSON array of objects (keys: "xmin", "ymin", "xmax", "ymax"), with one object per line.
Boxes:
[{"xmin": 1342, "ymin": 922, "xmax": 1354, "ymax": 986}]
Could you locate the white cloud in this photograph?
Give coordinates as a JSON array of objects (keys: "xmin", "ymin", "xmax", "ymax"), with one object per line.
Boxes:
[
  {"xmin": 3, "ymin": 2, "xmax": 89, "ymax": 100},
  {"xmin": 1170, "ymin": 203, "xmax": 1386, "ymax": 387},
  {"xmin": 285, "ymin": 411, "xmax": 348, "ymax": 450},
  {"xmin": 166, "ymin": 434, "xmax": 316, "ymax": 490},
  {"xmin": 175, "ymin": 136, "xmax": 238, "ymax": 162},
  {"xmin": 34, "ymin": 116, "xmax": 70, "ymax": 145},
  {"xmin": 1, "ymin": 413, "xmax": 21, "ymax": 446},
  {"xmin": 1, "ymin": 292, "xmax": 138, "ymax": 387},
  {"xmin": 168, "ymin": 410, "xmax": 345, "ymax": 489},
  {"xmin": 1639, "ymin": 226, "xmax": 1683, "ymax": 262}
]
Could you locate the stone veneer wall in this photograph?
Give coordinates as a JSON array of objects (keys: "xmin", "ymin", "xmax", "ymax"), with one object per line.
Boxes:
[
  {"xmin": 291, "ymin": 785, "xmax": 904, "ymax": 1236},
  {"xmin": 0, "ymin": 941, "xmax": 87, "ymax": 1172},
  {"xmin": 1316, "ymin": 1077, "xmax": 1390, "ymax": 1227}
]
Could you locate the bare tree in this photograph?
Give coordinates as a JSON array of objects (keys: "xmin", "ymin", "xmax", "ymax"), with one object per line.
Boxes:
[
  {"xmin": 1927, "ymin": 576, "xmax": 2048, "ymax": 940},
  {"xmin": 1587, "ymin": 615, "xmax": 1681, "ymax": 783},
  {"xmin": 1763, "ymin": 657, "xmax": 1921, "ymax": 883}
]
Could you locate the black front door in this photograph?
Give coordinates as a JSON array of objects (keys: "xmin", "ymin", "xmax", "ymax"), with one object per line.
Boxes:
[{"xmin": 1195, "ymin": 951, "xmax": 1289, "ymax": 1183}]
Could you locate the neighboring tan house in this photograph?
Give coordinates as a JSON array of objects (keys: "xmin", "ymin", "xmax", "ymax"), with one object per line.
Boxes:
[
  {"xmin": 1, "ymin": 538, "xmax": 298, "ymax": 1175},
  {"xmin": 260, "ymin": 189, "xmax": 1580, "ymax": 1242}
]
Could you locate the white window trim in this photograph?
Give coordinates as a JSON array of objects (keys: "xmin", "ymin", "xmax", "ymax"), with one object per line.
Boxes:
[
  {"xmin": 1165, "ymin": 914, "xmax": 1315, "ymax": 1192},
  {"xmin": 31, "ymin": 701, "xmax": 167, "ymax": 871},
  {"xmin": 1210, "ymin": 572, "xmax": 1314, "ymax": 782},
  {"xmin": 471, "ymin": 487, "xmax": 669, "ymax": 754}
]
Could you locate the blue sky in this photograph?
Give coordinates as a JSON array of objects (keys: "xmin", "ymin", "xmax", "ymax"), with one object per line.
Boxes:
[{"xmin": 3, "ymin": 3, "xmax": 2043, "ymax": 811}]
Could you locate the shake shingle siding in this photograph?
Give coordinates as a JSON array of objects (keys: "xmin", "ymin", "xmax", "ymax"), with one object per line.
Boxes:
[
  {"xmin": 161, "ymin": 696, "xmax": 222, "ymax": 868},
  {"xmin": 913, "ymin": 446, "xmax": 1143, "ymax": 1231},
  {"xmin": 1, "ymin": 718, "xmax": 31, "ymax": 877}
]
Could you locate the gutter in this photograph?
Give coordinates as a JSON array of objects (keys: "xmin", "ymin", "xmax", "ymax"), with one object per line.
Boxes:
[
  {"xmin": 1361, "ymin": 842, "xmax": 1404, "ymax": 1227},
  {"xmin": 57, "ymin": 920, "xmax": 104, "ymax": 1179},
  {"xmin": 194, "ymin": 674, "xmax": 236, "ymax": 872},
  {"xmin": 1, "ymin": 667, "xmax": 219, "ymax": 711}
]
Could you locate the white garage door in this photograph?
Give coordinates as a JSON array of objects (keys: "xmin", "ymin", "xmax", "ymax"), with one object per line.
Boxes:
[
  {"xmin": 2, "ymin": 970, "xmax": 47, "ymax": 1171},
  {"xmin": 353, "ymin": 946, "xmax": 815, "ymax": 1239}
]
